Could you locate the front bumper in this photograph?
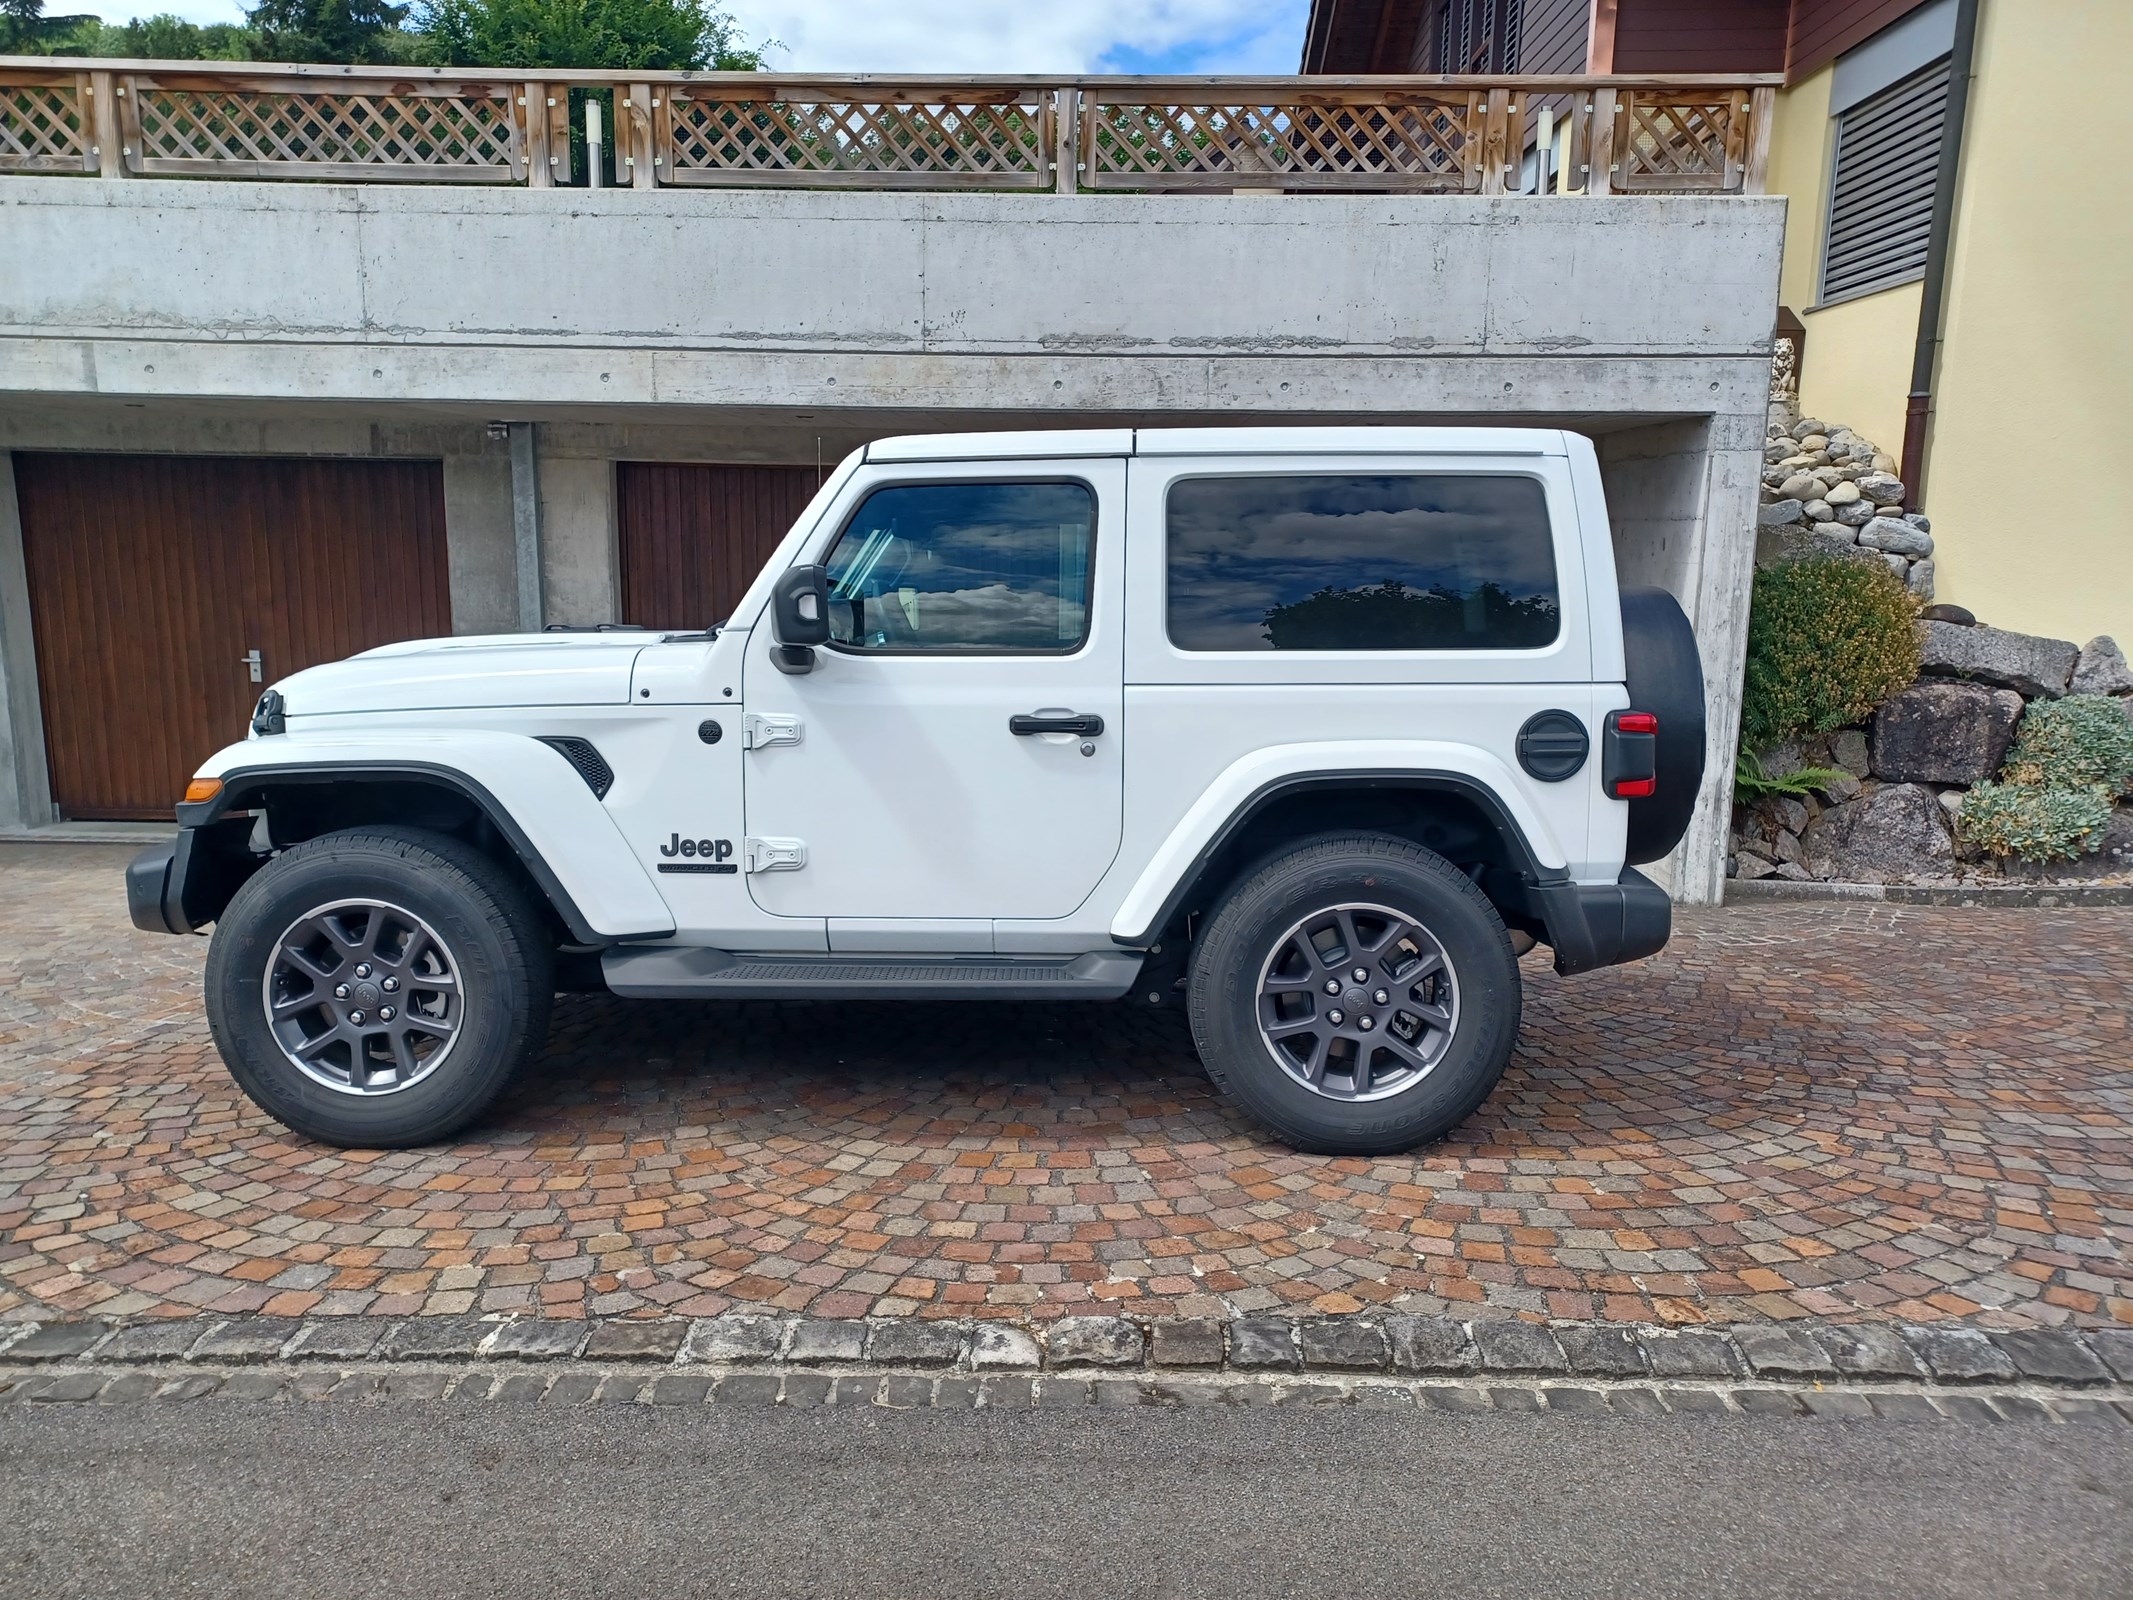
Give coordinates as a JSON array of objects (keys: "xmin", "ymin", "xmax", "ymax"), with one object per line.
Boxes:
[
  {"xmin": 1532, "ymin": 868, "xmax": 1672, "ymax": 976},
  {"xmin": 126, "ymin": 819, "xmax": 258, "ymax": 935}
]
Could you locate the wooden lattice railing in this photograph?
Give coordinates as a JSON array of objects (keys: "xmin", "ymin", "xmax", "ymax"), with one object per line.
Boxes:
[{"xmin": 1, "ymin": 60, "xmax": 1776, "ymax": 196}]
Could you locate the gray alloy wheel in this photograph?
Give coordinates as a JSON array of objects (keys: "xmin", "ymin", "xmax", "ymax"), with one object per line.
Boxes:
[
  {"xmin": 1254, "ymin": 902, "xmax": 1460, "ymax": 1101},
  {"xmin": 263, "ymin": 899, "xmax": 464, "ymax": 1095}
]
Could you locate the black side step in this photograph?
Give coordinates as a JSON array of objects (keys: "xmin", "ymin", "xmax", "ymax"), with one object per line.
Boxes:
[{"xmin": 600, "ymin": 947, "xmax": 1145, "ymax": 1001}]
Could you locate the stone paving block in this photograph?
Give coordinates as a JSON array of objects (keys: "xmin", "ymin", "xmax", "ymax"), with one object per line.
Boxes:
[
  {"xmin": 1227, "ymin": 1318, "xmax": 1299, "ymax": 1371},
  {"xmin": 683, "ymin": 1315, "xmax": 785, "ymax": 1364},
  {"xmin": 2045, "ymin": 1397, "xmax": 2127, "ymax": 1428},
  {"xmin": 2, "ymin": 1323, "xmax": 110, "ymax": 1364},
  {"xmin": 94, "ymin": 1373, "xmax": 159, "ymax": 1404},
  {"xmin": 1731, "ymin": 1389, "xmax": 1805, "ymax": 1417},
  {"xmin": 876, "ymin": 1376, "xmax": 934, "ymax": 1409},
  {"xmin": 543, "ymin": 1373, "xmax": 603, "ymax": 1405},
  {"xmin": 193, "ymin": 1319, "xmax": 303, "ymax": 1365},
  {"xmin": 594, "ymin": 1375, "xmax": 647, "ymax": 1404},
  {"xmin": 1638, "ymin": 1329, "xmax": 1745, "ymax": 1380},
  {"xmin": 1732, "ymin": 1325, "xmax": 1836, "ymax": 1380},
  {"xmin": 1657, "ymin": 1388, "xmax": 1730, "ymax": 1415},
  {"xmin": 1867, "ymin": 1394, "xmax": 1944, "ymax": 1423},
  {"xmin": 865, "ymin": 1320, "xmax": 966, "ymax": 1369},
  {"xmin": 375, "ymin": 1372, "xmax": 448, "ymax": 1402},
  {"xmin": 585, "ymin": 1321, "xmax": 686, "ymax": 1363},
  {"xmin": 1540, "ymin": 1387, "xmax": 1610, "ymax": 1415},
  {"xmin": 378, "ymin": 1319, "xmax": 490, "ymax": 1363},
  {"xmin": 30, "ymin": 1373, "xmax": 108, "ymax": 1403},
  {"xmin": 1386, "ymin": 1316, "xmax": 1474, "ymax": 1374},
  {"xmin": 977, "ymin": 1376, "xmax": 1035, "ymax": 1409},
  {"xmin": 1935, "ymin": 1394, "xmax": 2002, "ymax": 1424},
  {"xmin": 1351, "ymin": 1385, "xmax": 1416, "ymax": 1411},
  {"xmin": 1814, "ymin": 1326, "xmax": 1924, "ymax": 1380},
  {"xmin": 1609, "ymin": 1388, "xmax": 1667, "ymax": 1417},
  {"xmin": 1900, "ymin": 1325, "xmax": 2016, "ymax": 1384},
  {"xmin": 289, "ymin": 1370, "xmax": 346, "ymax": 1402},
  {"xmin": 1298, "ymin": 1318, "xmax": 1388, "ymax": 1371},
  {"xmin": 1412, "ymin": 1384, "xmax": 1490, "ymax": 1414},
  {"xmin": 1145, "ymin": 1380, "xmax": 1235, "ymax": 1409},
  {"xmin": 1554, "ymin": 1324, "xmax": 1647, "ymax": 1377},
  {"xmin": 1272, "ymin": 1382, "xmax": 1348, "ymax": 1407},
  {"xmin": 491, "ymin": 1374, "xmax": 552, "ymax": 1403},
  {"xmin": 219, "ymin": 1373, "xmax": 288, "ymax": 1402},
  {"xmin": 649, "ymin": 1375, "xmax": 714, "ymax": 1407},
  {"xmin": 485, "ymin": 1321, "xmax": 587, "ymax": 1362},
  {"xmin": 786, "ymin": 1319, "xmax": 867, "ymax": 1365},
  {"xmin": 448, "ymin": 1375, "xmax": 496, "ymax": 1402},
  {"xmin": 2084, "ymin": 1330, "xmax": 2133, "ymax": 1383},
  {"xmin": 153, "ymin": 1376, "xmax": 224, "ymax": 1403},
  {"xmin": 1487, "ymin": 1387, "xmax": 1544, "ymax": 1412},
  {"xmin": 1094, "ymin": 1379, "xmax": 1150, "ymax": 1408},
  {"xmin": 1473, "ymin": 1321, "xmax": 1567, "ymax": 1374},
  {"xmin": 1034, "ymin": 1378, "xmax": 1091, "ymax": 1408},
  {"xmin": 782, "ymin": 1374, "xmax": 834, "ymax": 1408},
  {"xmin": 1149, "ymin": 1319, "xmax": 1225, "ymax": 1368},
  {"xmin": 1043, "ymin": 1316, "xmax": 1142, "ymax": 1369},
  {"xmin": 0, "ymin": 1377, "xmax": 55, "ymax": 1403},
  {"xmin": 1800, "ymin": 1390, "xmax": 1875, "ymax": 1420},
  {"xmin": 929, "ymin": 1377, "xmax": 978, "ymax": 1408},
  {"xmin": 829, "ymin": 1376, "xmax": 881, "ymax": 1407},
  {"xmin": 1989, "ymin": 1395, "xmax": 2055, "ymax": 1424},
  {"xmin": 98, "ymin": 1323, "xmax": 211, "ymax": 1363},
  {"xmin": 285, "ymin": 1320, "xmax": 390, "ymax": 1363},
  {"xmin": 1989, "ymin": 1330, "xmax": 2110, "ymax": 1386}
]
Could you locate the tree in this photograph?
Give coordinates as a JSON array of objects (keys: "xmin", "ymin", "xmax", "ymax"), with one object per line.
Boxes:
[
  {"xmin": 413, "ymin": 0, "xmax": 768, "ymax": 71},
  {"xmin": 61, "ymin": 13, "xmax": 258, "ymax": 58},
  {"xmin": 1, "ymin": 0, "xmax": 102, "ymax": 53},
  {"xmin": 244, "ymin": 0, "xmax": 421, "ymax": 64}
]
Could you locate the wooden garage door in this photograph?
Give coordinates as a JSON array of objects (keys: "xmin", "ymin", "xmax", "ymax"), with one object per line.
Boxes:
[
  {"xmin": 17, "ymin": 454, "xmax": 450, "ymax": 821},
  {"xmin": 617, "ymin": 464, "xmax": 820, "ymax": 631}
]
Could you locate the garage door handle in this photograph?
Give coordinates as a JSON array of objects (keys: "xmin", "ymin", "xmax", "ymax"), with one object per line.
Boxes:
[{"xmin": 1009, "ymin": 711, "xmax": 1104, "ymax": 738}]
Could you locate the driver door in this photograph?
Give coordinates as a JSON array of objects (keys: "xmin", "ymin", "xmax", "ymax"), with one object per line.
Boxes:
[{"xmin": 741, "ymin": 458, "xmax": 1126, "ymax": 932}]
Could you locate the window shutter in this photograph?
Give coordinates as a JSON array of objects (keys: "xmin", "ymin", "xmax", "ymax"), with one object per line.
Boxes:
[{"xmin": 1820, "ymin": 58, "xmax": 1951, "ymax": 304}]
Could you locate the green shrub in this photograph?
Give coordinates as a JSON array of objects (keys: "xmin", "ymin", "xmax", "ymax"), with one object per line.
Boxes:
[
  {"xmin": 2001, "ymin": 695, "xmax": 2133, "ymax": 794},
  {"xmin": 1739, "ymin": 556, "xmax": 1919, "ymax": 754},
  {"xmin": 1955, "ymin": 781, "xmax": 2114, "ymax": 863}
]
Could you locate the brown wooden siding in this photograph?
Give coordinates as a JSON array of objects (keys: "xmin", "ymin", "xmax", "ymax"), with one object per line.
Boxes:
[
  {"xmin": 616, "ymin": 463, "xmax": 820, "ymax": 633},
  {"xmin": 16, "ymin": 454, "xmax": 450, "ymax": 821},
  {"xmin": 1787, "ymin": 0, "xmax": 1936, "ymax": 82},
  {"xmin": 1612, "ymin": 0, "xmax": 1789, "ymax": 72},
  {"xmin": 1517, "ymin": 0, "xmax": 1593, "ymax": 72}
]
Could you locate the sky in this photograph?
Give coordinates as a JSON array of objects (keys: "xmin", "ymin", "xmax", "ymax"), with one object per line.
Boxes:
[{"xmin": 112, "ymin": 0, "xmax": 1312, "ymax": 74}]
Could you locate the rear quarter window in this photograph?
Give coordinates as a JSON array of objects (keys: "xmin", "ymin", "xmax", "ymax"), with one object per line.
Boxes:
[{"xmin": 1165, "ymin": 474, "xmax": 1560, "ymax": 652}]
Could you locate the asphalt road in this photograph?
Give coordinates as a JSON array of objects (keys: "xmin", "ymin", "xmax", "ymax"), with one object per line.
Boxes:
[{"xmin": 4, "ymin": 1405, "xmax": 2129, "ymax": 1599}]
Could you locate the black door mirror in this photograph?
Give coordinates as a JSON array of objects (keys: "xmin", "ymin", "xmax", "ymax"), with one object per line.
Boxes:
[{"xmin": 770, "ymin": 563, "xmax": 830, "ymax": 674}]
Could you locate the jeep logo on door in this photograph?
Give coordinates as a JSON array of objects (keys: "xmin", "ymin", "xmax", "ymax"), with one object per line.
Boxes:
[{"xmin": 657, "ymin": 834, "xmax": 736, "ymax": 874}]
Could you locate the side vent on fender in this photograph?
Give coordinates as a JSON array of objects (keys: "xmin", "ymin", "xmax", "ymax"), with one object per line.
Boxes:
[{"xmin": 538, "ymin": 736, "xmax": 615, "ymax": 800}]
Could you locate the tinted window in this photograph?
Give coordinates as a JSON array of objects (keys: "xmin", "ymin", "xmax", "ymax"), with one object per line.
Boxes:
[
  {"xmin": 824, "ymin": 481, "xmax": 1094, "ymax": 653},
  {"xmin": 1166, "ymin": 474, "xmax": 1560, "ymax": 652}
]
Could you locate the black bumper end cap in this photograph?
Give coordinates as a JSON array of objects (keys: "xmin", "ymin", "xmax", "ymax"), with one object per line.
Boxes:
[
  {"xmin": 126, "ymin": 841, "xmax": 189, "ymax": 935},
  {"xmin": 1536, "ymin": 867, "xmax": 1671, "ymax": 976}
]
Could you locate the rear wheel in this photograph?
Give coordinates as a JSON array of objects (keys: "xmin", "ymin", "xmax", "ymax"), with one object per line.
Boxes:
[
  {"xmin": 1187, "ymin": 833, "xmax": 1521, "ymax": 1155},
  {"xmin": 205, "ymin": 827, "xmax": 553, "ymax": 1147}
]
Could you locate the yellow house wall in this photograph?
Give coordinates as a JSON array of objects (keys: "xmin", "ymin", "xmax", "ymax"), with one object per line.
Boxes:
[
  {"xmin": 1925, "ymin": 0, "xmax": 2133, "ymax": 644},
  {"xmin": 1758, "ymin": 5, "xmax": 2133, "ymax": 645}
]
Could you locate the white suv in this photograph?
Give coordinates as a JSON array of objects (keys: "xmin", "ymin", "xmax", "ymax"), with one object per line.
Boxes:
[{"xmin": 129, "ymin": 427, "xmax": 1703, "ymax": 1156}]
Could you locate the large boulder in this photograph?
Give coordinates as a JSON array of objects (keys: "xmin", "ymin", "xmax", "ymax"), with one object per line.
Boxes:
[
  {"xmin": 1857, "ymin": 516, "xmax": 1932, "ymax": 556},
  {"xmin": 2070, "ymin": 636, "xmax": 2133, "ymax": 696},
  {"xmin": 1800, "ymin": 783, "xmax": 1956, "ymax": 883},
  {"xmin": 1918, "ymin": 619, "xmax": 2079, "ymax": 699},
  {"xmin": 1757, "ymin": 498, "xmax": 1805, "ymax": 528},
  {"xmin": 1870, "ymin": 681, "xmax": 2024, "ymax": 785}
]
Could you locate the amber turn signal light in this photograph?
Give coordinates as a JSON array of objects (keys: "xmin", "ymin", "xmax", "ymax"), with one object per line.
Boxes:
[{"xmin": 183, "ymin": 777, "xmax": 224, "ymax": 805}]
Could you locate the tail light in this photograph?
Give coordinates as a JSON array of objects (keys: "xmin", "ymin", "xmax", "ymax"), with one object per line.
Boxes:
[{"xmin": 1604, "ymin": 710, "xmax": 1659, "ymax": 800}]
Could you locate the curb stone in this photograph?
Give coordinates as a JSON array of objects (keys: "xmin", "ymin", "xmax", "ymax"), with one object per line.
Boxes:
[{"xmin": 2, "ymin": 1315, "xmax": 2126, "ymax": 1390}]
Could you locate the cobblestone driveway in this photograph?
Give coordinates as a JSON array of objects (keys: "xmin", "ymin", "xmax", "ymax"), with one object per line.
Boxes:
[{"xmin": 2, "ymin": 843, "xmax": 2127, "ymax": 1330}]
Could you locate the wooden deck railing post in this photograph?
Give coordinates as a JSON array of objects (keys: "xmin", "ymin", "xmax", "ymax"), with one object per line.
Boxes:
[
  {"xmin": 1744, "ymin": 85, "xmax": 1775, "ymax": 194},
  {"xmin": 618, "ymin": 82, "xmax": 659, "ymax": 189},
  {"xmin": 523, "ymin": 80, "xmax": 555, "ymax": 187},
  {"xmin": 87, "ymin": 70, "xmax": 128, "ymax": 178},
  {"xmin": 1053, "ymin": 86, "xmax": 1077, "ymax": 194},
  {"xmin": 1478, "ymin": 86, "xmax": 1512, "ymax": 196},
  {"xmin": 1585, "ymin": 87, "xmax": 1616, "ymax": 197}
]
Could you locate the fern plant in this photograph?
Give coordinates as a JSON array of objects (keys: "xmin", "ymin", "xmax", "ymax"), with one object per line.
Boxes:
[{"xmin": 1733, "ymin": 752, "xmax": 1851, "ymax": 803}]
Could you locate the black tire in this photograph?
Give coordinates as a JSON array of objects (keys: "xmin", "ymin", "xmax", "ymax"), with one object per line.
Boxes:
[
  {"xmin": 1187, "ymin": 833, "xmax": 1521, "ymax": 1156},
  {"xmin": 205, "ymin": 827, "xmax": 554, "ymax": 1147}
]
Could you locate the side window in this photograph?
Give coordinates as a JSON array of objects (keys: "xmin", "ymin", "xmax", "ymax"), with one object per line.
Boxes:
[
  {"xmin": 823, "ymin": 481, "xmax": 1095, "ymax": 653},
  {"xmin": 1165, "ymin": 473, "xmax": 1560, "ymax": 652}
]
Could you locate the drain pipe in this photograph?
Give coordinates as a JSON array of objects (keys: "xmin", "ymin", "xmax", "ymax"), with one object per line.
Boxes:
[{"xmin": 1898, "ymin": 0, "xmax": 1981, "ymax": 511}]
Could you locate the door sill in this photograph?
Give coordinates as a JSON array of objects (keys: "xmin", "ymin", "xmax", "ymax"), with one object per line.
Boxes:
[{"xmin": 601, "ymin": 947, "xmax": 1144, "ymax": 1001}]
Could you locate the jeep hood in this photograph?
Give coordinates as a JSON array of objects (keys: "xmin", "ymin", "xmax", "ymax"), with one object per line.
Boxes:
[{"xmin": 270, "ymin": 633, "xmax": 647, "ymax": 717}]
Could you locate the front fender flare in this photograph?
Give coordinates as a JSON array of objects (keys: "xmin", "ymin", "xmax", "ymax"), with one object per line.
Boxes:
[
  {"xmin": 183, "ymin": 731, "xmax": 674, "ymax": 943},
  {"xmin": 1108, "ymin": 740, "xmax": 1569, "ymax": 948}
]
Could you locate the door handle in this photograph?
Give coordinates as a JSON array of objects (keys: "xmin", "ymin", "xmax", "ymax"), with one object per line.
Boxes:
[
  {"xmin": 241, "ymin": 649, "xmax": 263, "ymax": 684},
  {"xmin": 1009, "ymin": 711, "xmax": 1104, "ymax": 738}
]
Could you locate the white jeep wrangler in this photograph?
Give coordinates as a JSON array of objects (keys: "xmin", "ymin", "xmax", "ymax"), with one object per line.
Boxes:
[{"xmin": 129, "ymin": 427, "xmax": 1702, "ymax": 1156}]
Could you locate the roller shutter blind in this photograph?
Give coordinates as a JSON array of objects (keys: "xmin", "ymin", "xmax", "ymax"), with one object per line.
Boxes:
[{"xmin": 1820, "ymin": 58, "xmax": 1950, "ymax": 304}]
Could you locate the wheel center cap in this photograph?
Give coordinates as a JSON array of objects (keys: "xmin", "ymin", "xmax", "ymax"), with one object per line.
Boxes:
[
  {"xmin": 1341, "ymin": 985, "xmax": 1370, "ymax": 1013},
  {"xmin": 352, "ymin": 980, "xmax": 382, "ymax": 1009}
]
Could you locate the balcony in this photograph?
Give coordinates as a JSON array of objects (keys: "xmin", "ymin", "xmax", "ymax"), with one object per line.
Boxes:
[{"xmin": 2, "ymin": 59, "xmax": 1776, "ymax": 196}]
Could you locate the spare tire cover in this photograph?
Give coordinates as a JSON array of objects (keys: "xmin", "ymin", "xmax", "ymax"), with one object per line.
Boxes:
[{"xmin": 1619, "ymin": 587, "xmax": 1705, "ymax": 865}]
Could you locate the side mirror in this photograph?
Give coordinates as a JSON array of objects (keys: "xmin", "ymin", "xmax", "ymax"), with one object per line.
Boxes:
[{"xmin": 770, "ymin": 563, "xmax": 830, "ymax": 674}]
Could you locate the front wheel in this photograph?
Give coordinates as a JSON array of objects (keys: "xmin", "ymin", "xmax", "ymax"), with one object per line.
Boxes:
[
  {"xmin": 1187, "ymin": 834, "xmax": 1522, "ymax": 1156},
  {"xmin": 205, "ymin": 827, "xmax": 554, "ymax": 1147}
]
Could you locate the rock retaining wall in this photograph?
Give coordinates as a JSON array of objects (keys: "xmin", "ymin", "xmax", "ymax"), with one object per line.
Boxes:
[{"xmin": 1756, "ymin": 415, "xmax": 1936, "ymax": 598}]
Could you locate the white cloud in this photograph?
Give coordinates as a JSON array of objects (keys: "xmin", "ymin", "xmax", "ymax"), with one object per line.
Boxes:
[{"xmin": 724, "ymin": 0, "xmax": 1303, "ymax": 74}]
